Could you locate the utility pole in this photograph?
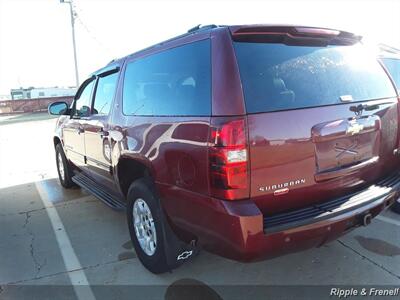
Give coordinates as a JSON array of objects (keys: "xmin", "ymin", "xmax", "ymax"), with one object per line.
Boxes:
[{"xmin": 60, "ymin": 0, "xmax": 79, "ymax": 88}]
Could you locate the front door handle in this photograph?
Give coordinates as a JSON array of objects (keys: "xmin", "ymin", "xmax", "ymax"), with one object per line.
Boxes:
[
  {"xmin": 98, "ymin": 128, "xmax": 109, "ymax": 138},
  {"xmin": 77, "ymin": 127, "xmax": 84, "ymax": 134}
]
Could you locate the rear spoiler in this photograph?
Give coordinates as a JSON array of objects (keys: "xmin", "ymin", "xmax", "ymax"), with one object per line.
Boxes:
[{"xmin": 230, "ymin": 26, "xmax": 362, "ymax": 46}]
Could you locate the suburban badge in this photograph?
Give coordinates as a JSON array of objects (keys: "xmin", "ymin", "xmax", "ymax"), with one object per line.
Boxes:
[{"xmin": 259, "ymin": 179, "xmax": 306, "ymax": 192}]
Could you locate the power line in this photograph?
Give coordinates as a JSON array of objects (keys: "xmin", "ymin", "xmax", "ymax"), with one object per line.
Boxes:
[{"xmin": 73, "ymin": 2, "xmax": 112, "ymax": 54}]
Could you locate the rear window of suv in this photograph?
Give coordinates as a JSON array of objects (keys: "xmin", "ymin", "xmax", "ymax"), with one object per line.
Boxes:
[{"xmin": 234, "ymin": 42, "xmax": 397, "ymax": 113}]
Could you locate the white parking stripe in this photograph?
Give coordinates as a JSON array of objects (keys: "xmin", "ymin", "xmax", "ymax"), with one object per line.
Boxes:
[
  {"xmin": 35, "ymin": 181, "xmax": 96, "ymax": 300},
  {"xmin": 376, "ymin": 215, "xmax": 400, "ymax": 227}
]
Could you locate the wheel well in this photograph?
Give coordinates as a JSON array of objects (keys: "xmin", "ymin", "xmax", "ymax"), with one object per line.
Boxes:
[
  {"xmin": 53, "ymin": 137, "xmax": 61, "ymax": 148},
  {"xmin": 117, "ymin": 158, "xmax": 150, "ymax": 198}
]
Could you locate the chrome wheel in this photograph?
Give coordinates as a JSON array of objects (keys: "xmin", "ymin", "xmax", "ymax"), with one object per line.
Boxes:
[
  {"xmin": 57, "ymin": 152, "xmax": 65, "ymax": 182},
  {"xmin": 133, "ymin": 198, "xmax": 157, "ymax": 256}
]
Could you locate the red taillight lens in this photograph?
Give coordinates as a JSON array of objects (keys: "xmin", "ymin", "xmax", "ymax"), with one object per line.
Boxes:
[
  {"xmin": 209, "ymin": 118, "xmax": 249, "ymax": 200},
  {"xmin": 212, "ymin": 119, "xmax": 246, "ymax": 147}
]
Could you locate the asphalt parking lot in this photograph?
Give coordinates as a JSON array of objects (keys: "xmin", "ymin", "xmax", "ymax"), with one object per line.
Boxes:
[{"xmin": 0, "ymin": 114, "xmax": 399, "ymax": 300}]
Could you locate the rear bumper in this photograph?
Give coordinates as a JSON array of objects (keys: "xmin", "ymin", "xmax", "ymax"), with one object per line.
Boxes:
[
  {"xmin": 160, "ymin": 172, "xmax": 400, "ymax": 262},
  {"xmin": 263, "ymin": 171, "xmax": 400, "ymax": 234}
]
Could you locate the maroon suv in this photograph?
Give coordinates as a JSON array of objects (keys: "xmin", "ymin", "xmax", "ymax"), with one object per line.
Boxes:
[{"xmin": 49, "ymin": 24, "xmax": 400, "ymax": 273}]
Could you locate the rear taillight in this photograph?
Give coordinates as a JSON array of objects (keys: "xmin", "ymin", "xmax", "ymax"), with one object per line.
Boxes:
[{"xmin": 209, "ymin": 117, "xmax": 249, "ymax": 200}]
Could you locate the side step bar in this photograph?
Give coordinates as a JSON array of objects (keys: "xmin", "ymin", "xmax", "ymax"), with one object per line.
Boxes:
[{"xmin": 72, "ymin": 173, "xmax": 126, "ymax": 211}]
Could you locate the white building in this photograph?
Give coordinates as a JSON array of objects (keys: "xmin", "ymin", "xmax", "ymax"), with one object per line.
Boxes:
[{"xmin": 11, "ymin": 87, "xmax": 76, "ymax": 100}]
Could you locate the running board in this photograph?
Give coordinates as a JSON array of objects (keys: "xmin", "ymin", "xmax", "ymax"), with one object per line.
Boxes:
[{"xmin": 72, "ymin": 173, "xmax": 126, "ymax": 211}]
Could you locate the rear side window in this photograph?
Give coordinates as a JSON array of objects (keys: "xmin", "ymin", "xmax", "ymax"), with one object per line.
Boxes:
[
  {"xmin": 122, "ymin": 39, "xmax": 211, "ymax": 116},
  {"xmin": 381, "ymin": 58, "xmax": 400, "ymax": 92},
  {"xmin": 234, "ymin": 43, "xmax": 397, "ymax": 113}
]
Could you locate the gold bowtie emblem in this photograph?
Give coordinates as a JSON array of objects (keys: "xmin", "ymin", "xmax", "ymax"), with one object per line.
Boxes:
[{"xmin": 347, "ymin": 122, "xmax": 364, "ymax": 135}]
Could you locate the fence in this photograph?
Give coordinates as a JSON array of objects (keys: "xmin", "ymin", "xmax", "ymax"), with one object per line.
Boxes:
[{"xmin": 0, "ymin": 96, "xmax": 74, "ymax": 114}]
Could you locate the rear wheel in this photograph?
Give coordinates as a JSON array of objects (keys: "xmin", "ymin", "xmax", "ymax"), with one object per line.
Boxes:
[
  {"xmin": 127, "ymin": 178, "xmax": 170, "ymax": 273},
  {"xmin": 55, "ymin": 143, "xmax": 76, "ymax": 188},
  {"xmin": 126, "ymin": 178, "xmax": 197, "ymax": 274}
]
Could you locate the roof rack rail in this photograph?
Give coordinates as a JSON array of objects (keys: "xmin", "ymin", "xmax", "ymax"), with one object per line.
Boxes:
[
  {"xmin": 187, "ymin": 24, "xmax": 218, "ymax": 33},
  {"xmin": 124, "ymin": 24, "xmax": 219, "ymax": 60}
]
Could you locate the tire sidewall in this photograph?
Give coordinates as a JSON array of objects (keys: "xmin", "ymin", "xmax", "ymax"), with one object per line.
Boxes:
[{"xmin": 55, "ymin": 144, "xmax": 74, "ymax": 188}]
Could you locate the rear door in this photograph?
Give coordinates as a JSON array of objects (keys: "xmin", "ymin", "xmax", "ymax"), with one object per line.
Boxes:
[
  {"xmin": 233, "ymin": 28, "xmax": 400, "ymax": 214},
  {"xmin": 84, "ymin": 69, "xmax": 119, "ymax": 184}
]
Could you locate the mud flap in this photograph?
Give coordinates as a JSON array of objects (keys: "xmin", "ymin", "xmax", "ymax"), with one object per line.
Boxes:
[{"xmin": 160, "ymin": 211, "xmax": 199, "ymax": 271}]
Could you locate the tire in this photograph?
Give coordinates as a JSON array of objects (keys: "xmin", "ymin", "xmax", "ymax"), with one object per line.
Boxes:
[
  {"xmin": 127, "ymin": 178, "xmax": 195, "ymax": 274},
  {"xmin": 391, "ymin": 198, "xmax": 400, "ymax": 214},
  {"xmin": 55, "ymin": 143, "xmax": 76, "ymax": 188}
]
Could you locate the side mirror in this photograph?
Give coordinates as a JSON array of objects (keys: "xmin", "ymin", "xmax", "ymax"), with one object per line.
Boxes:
[
  {"xmin": 79, "ymin": 105, "xmax": 91, "ymax": 117},
  {"xmin": 48, "ymin": 102, "xmax": 69, "ymax": 115}
]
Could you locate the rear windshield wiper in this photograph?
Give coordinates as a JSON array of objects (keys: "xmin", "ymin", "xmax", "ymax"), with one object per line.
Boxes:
[{"xmin": 350, "ymin": 101, "xmax": 395, "ymax": 115}]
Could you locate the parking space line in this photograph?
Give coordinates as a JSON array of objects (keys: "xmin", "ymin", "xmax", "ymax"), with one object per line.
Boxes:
[
  {"xmin": 376, "ymin": 215, "xmax": 400, "ymax": 227},
  {"xmin": 35, "ymin": 181, "xmax": 96, "ymax": 300}
]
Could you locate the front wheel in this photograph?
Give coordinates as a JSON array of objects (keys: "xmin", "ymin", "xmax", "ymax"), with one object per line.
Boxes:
[{"xmin": 55, "ymin": 143, "xmax": 76, "ymax": 188}]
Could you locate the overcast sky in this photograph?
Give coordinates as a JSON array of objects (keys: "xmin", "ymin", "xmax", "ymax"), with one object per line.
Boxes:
[{"xmin": 0, "ymin": 0, "xmax": 399, "ymax": 96}]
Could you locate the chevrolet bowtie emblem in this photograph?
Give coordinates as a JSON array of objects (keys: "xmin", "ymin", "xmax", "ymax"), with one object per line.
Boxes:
[
  {"xmin": 347, "ymin": 121, "xmax": 364, "ymax": 135},
  {"xmin": 177, "ymin": 250, "xmax": 193, "ymax": 261}
]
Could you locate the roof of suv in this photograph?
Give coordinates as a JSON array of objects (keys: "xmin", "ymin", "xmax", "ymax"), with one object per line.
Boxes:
[{"xmin": 101, "ymin": 24, "xmax": 362, "ymax": 71}]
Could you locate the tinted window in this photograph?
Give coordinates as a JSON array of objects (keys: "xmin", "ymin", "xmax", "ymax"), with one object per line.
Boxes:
[
  {"xmin": 234, "ymin": 43, "xmax": 397, "ymax": 113},
  {"xmin": 75, "ymin": 80, "xmax": 95, "ymax": 117},
  {"xmin": 93, "ymin": 72, "xmax": 119, "ymax": 115},
  {"xmin": 123, "ymin": 39, "xmax": 211, "ymax": 116},
  {"xmin": 382, "ymin": 58, "xmax": 400, "ymax": 92}
]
